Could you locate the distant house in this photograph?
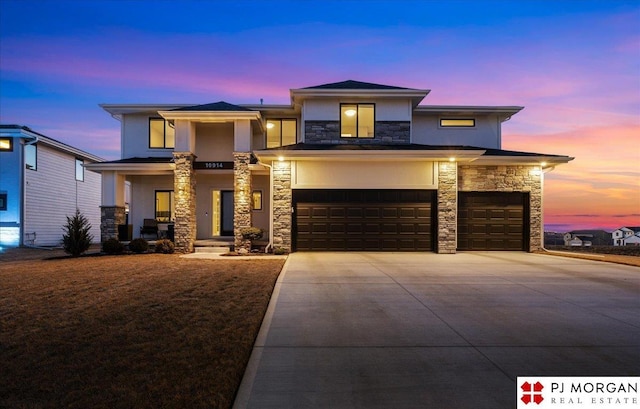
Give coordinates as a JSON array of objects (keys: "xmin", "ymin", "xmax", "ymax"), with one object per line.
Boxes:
[
  {"xmin": 563, "ymin": 230, "xmax": 612, "ymax": 247},
  {"xmin": 612, "ymin": 227, "xmax": 640, "ymax": 246},
  {"xmin": 544, "ymin": 231, "xmax": 565, "ymax": 246},
  {"xmin": 0, "ymin": 125, "xmax": 104, "ymax": 247}
]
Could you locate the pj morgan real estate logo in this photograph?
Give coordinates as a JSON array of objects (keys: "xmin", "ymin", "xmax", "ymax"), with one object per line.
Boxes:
[{"xmin": 516, "ymin": 377, "xmax": 638, "ymax": 408}]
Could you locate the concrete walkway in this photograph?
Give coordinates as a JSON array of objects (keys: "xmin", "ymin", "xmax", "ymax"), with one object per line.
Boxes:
[{"xmin": 233, "ymin": 252, "xmax": 640, "ymax": 408}]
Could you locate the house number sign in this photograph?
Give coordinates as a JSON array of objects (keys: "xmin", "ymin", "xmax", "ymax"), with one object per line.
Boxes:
[{"xmin": 193, "ymin": 161, "xmax": 234, "ymax": 170}]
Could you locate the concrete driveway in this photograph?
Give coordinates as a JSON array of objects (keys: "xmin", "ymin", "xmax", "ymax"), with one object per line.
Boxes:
[{"xmin": 234, "ymin": 252, "xmax": 640, "ymax": 408}]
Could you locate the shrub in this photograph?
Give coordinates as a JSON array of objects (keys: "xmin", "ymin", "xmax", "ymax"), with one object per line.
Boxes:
[
  {"xmin": 62, "ymin": 209, "xmax": 93, "ymax": 257},
  {"xmin": 273, "ymin": 247, "xmax": 287, "ymax": 255},
  {"xmin": 102, "ymin": 238, "xmax": 124, "ymax": 255},
  {"xmin": 155, "ymin": 239, "xmax": 175, "ymax": 254},
  {"xmin": 240, "ymin": 227, "xmax": 263, "ymax": 241},
  {"xmin": 128, "ymin": 238, "xmax": 149, "ymax": 254}
]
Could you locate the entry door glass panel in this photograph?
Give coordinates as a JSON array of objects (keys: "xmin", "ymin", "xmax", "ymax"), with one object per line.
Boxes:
[{"xmin": 221, "ymin": 191, "xmax": 234, "ymax": 236}]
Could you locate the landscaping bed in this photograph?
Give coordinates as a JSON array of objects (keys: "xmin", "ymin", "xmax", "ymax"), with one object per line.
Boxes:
[{"xmin": 0, "ymin": 251, "xmax": 285, "ymax": 409}]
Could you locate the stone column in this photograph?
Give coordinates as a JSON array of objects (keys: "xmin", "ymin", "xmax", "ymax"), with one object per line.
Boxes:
[
  {"xmin": 437, "ymin": 161, "xmax": 457, "ymax": 254},
  {"xmin": 100, "ymin": 206, "xmax": 126, "ymax": 243},
  {"xmin": 528, "ymin": 166, "xmax": 544, "ymax": 252},
  {"xmin": 173, "ymin": 152, "xmax": 196, "ymax": 253},
  {"xmin": 272, "ymin": 160, "xmax": 292, "ymax": 252},
  {"xmin": 234, "ymin": 152, "xmax": 252, "ymax": 252}
]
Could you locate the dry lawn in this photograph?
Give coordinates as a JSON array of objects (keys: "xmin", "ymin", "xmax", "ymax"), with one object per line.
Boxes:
[{"xmin": 0, "ymin": 251, "xmax": 285, "ymax": 409}]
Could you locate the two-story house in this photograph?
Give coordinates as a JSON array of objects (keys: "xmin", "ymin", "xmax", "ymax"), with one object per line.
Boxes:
[
  {"xmin": 87, "ymin": 80, "xmax": 573, "ymax": 253},
  {"xmin": 0, "ymin": 125, "xmax": 103, "ymax": 247},
  {"xmin": 612, "ymin": 227, "xmax": 640, "ymax": 246}
]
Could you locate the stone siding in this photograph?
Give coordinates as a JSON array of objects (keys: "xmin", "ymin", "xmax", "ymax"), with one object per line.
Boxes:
[
  {"xmin": 304, "ymin": 120, "xmax": 410, "ymax": 144},
  {"xmin": 233, "ymin": 152, "xmax": 253, "ymax": 252},
  {"xmin": 437, "ymin": 162, "xmax": 457, "ymax": 254},
  {"xmin": 100, "ymin": 206, "xmax": 125, "ymax": 243},
  {"xmin": 458, "ymin": 165, "xmax": 543, "ymax": 252},
  {"xmin": 173, "ymin": 152, "xmax": 196, "ymax": 253},
  {"xmin": 272, "ymin": 160, "xmax": 292, "ymax": 252}
]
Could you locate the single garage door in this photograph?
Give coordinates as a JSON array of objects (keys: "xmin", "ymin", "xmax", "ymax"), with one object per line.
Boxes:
[
  {"xmin": 293, "ymin": 189, "xmax": 435, "ymax": 251},
  {"xmin": 457, "ymin": 192, "xmax": 529, "ymax": 251}
]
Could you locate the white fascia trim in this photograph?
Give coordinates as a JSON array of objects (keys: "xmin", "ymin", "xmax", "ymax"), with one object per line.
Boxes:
[
  {"xmin": 291, "ymin": 88, "xmax": 431, "ymax": 106},
  {"xmin": 415, "ymin": 105, "xmax": 524, "ymax": 113},
  {"xmin": 84, "ymin": 162, "xmax": 174, "ymax": 173},
  {"xmin": 472, "ymin": 155, "xmax": 574, "ymax": 168},
  {"xmin": 254, "ymin": 149, "xmax": 484, "ymax": 163},
  {"xmin": 158, "ymin": 110, "xmax": 262, "ymax": 122},
  {"xmin": 100, "ymin": 104, "xmax": 188, "ymax": 118}
]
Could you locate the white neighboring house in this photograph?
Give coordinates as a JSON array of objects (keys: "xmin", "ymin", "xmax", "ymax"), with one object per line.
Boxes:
[
  {"xmin": 0, "ymin": 125, "xmax": 104, "ymax": 247},
  {"xmin": 612, "ymin": 227, "xmax": 640, "ymax": 246}
]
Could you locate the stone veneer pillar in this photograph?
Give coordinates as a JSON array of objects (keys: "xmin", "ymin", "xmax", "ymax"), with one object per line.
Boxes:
[
  {"xmin": 233, "ymin": 152, "xmax": 253, "ymax": 252},
  {"xmin": 100, "ymin": 206, "xmax": 126, "ymax": 243},
  {"xmin": 437, "ymin": 161, "xmax": 458, "ymax": 254},
  {"xmin": 272, "ymin": 160, "xmax": 292, "ymax": 252},
  {"xmin": 173, "ymin": 152, "xmax": 196, "ymax": 253}
]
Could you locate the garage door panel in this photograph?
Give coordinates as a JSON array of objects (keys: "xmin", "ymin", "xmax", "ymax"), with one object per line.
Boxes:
[
  {"xmin": 294, "ymin": 189, "xmax": 434, "ymax": 251},
  {"xmin": 458, "ymin": 192, "xmax": 529, "ymax": 251}
]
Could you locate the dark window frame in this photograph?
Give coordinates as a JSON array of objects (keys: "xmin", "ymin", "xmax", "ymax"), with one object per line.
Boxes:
[
  {"xmin": 439, "ymin": 118, "xmax": 476, "ymax": 128},
  {"xmin": 154, "ymin": 190, "xmax": 174, "ymax": 222},
  {"xmin": 0, "ymin": 138, "xmax": 13, "ymax": 152},
  {"xmin": 25, "ymin": 143, "xmax": 37, "ymax": 171},
  {"xmin": 75, "ymin": 158, "xmax": 84, "ymax": 182},
  {"xmin": 0, "ymin": 193, "xmax": 7, "ymax": 211},
  {"xmin": 340, "ymin": 103, "xmax": 376, "ymax": 138},
  {"xmin": 149, "ymin": 118, "xmax": 175, "ymax": 149},
  {"xmin": 266, "ymin": 118, "xmax": 297, "ymax": 148}
]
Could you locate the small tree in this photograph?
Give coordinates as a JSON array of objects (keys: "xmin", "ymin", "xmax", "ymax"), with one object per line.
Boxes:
[{"xmin": 62, "ymin": 209, "xmax": 93, "ymax": 257}]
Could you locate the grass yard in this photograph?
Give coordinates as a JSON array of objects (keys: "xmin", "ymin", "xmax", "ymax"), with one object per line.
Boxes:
[{"xmin": 0, "ymin": 251, "xmax": 285, "ymax": 409}]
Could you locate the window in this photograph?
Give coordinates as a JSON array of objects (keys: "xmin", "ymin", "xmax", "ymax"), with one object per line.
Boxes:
[
  {"xmin": 266, "ymin": 119, "xmax": 296, "ymax": 148},
  {"xmin": 155, "ymin": 190, "xmax": 174, "ymax": 222},
  {"xmin": 75, "ymin": 158, "xmax": 84, "ymax": 181},
  {"xmin": 25, "ymin": 144, "xmax": 37, "ymax": 170},
  {"xmin": 149, "ymin": 118, "xmax": 175, "ymax": 149},
  {"xmin": 0, "ymin": 138, "xmax": 12, "ymax": 151},
  {"xmin": 440, "ymin": 118, "xmax": 475, "ymax": 127},
  {"xmin": 252, "ymin": 190, "xmax": 263, "ymax": 211},
  {"xmin": 341, "ymin": 103, "xmax": 375, "ymax": 138},
  {"xmin": 0, "ymin": 193, "xmax": 6, "ymax": 211}
]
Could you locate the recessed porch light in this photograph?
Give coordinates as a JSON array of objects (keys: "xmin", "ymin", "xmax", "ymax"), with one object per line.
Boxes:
[{"xmin": 278, "ymin": 156, "xmax": 284, "ymax": 162}]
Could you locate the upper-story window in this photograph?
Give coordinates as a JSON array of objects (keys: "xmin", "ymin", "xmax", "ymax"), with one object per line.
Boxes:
[
  {"xmin": 25, "ymin": 143, "xmax": 37, "ymax": 170},
  {"xmin": 149, "ymin": 118, "xmax": 175, "ymax": 149},
  {"xmin": 341, "ymin": 103, "xmax": 374, "ymax": 138},
  {"xmin": 440, "ymin": 118, "xmax": 475, "ymax": 127},
  {"xmin": 266, "ymin": 119, "xmax": 296, "ymax": 148},
  {"xmin": 75, "ymin": 158, "xmax": 84, "ymax": 181},
  {"xmin": 0, "ymin": 138, "xmax": 12, "ymax": 151}
]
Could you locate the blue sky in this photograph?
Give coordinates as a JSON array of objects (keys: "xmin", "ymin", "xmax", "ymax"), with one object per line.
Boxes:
[{"xmin": 1, "ymin": 0, "xmax": 639, "ymax": 231}]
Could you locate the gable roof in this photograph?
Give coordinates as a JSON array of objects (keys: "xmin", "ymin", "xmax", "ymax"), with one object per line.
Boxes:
[
  {"xmin": 0, "ymin": 124, "xmax": 104, "ymax": 163},
  {"xmin": 171, "ymin": 101, "xmax": 254, "ymax": 112},
  {"xmin": 303, "ymin": 80, "xmax": 411, "ymax": 90}
]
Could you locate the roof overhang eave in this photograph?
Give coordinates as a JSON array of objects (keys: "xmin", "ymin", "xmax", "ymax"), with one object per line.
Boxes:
[
  {"xmin": 472, "ymin": 155, "xmax": 574, "ymax": 168},
  {"xmin": 158, "ymin": 110, "xmax": 262, "ymax": 122},
  {"xmin": 254, "ymin": 149, "xmax": 485, "ymax": 163},
  {"xmin": 84, "ymin": 162, "xmax": 175, "ymax": 174}
]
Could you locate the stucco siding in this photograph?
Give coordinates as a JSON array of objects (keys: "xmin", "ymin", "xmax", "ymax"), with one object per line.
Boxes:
[
  {"xmin": 122, "ymin": 113, "xmax": 174, "ymax": 159},
  {"xmin": 23, "ymin": 145, "xmax": 102, "ymax": 246},
  {"xmin": 194, "ymin": 123, "xmax": 234, "ymax": 161},
  {"xmin": 412, "ymin": 114, "xmax": 501, "ymax": 148}
]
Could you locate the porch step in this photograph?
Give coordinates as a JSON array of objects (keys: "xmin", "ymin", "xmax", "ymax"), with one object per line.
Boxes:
[{"xmin": 194, "ymin": 246, "xmax": 230, "ymax": 254}]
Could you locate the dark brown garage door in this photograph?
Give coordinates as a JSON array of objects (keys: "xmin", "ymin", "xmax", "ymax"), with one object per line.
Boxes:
[
  {"xmin": 458, "ymin": 192, "xmax": 529, "ymax": 251},
  {"xmin": 293, "ymin": 189, "xmax": 435, "ymax": 251}
]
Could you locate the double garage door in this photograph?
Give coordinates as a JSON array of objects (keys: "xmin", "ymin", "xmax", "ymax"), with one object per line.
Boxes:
[
  {"xmin": 293, "ymin": 189, "xmax": 435, "ymax": 251},
  {"xmin": 293, "ymin": 190, "xmax": 529, "ymax": 252}
]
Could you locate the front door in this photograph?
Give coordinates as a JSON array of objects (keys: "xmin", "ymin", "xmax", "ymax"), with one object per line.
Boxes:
[{"xmin": 220, "ymin": 191, "xmax": 234, "ymax": 236}]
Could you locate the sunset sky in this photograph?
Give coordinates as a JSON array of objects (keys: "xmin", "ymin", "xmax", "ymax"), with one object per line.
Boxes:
[{"xmin": 1, "ymin": 0, "xmax": 638, "ymax": 232}]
